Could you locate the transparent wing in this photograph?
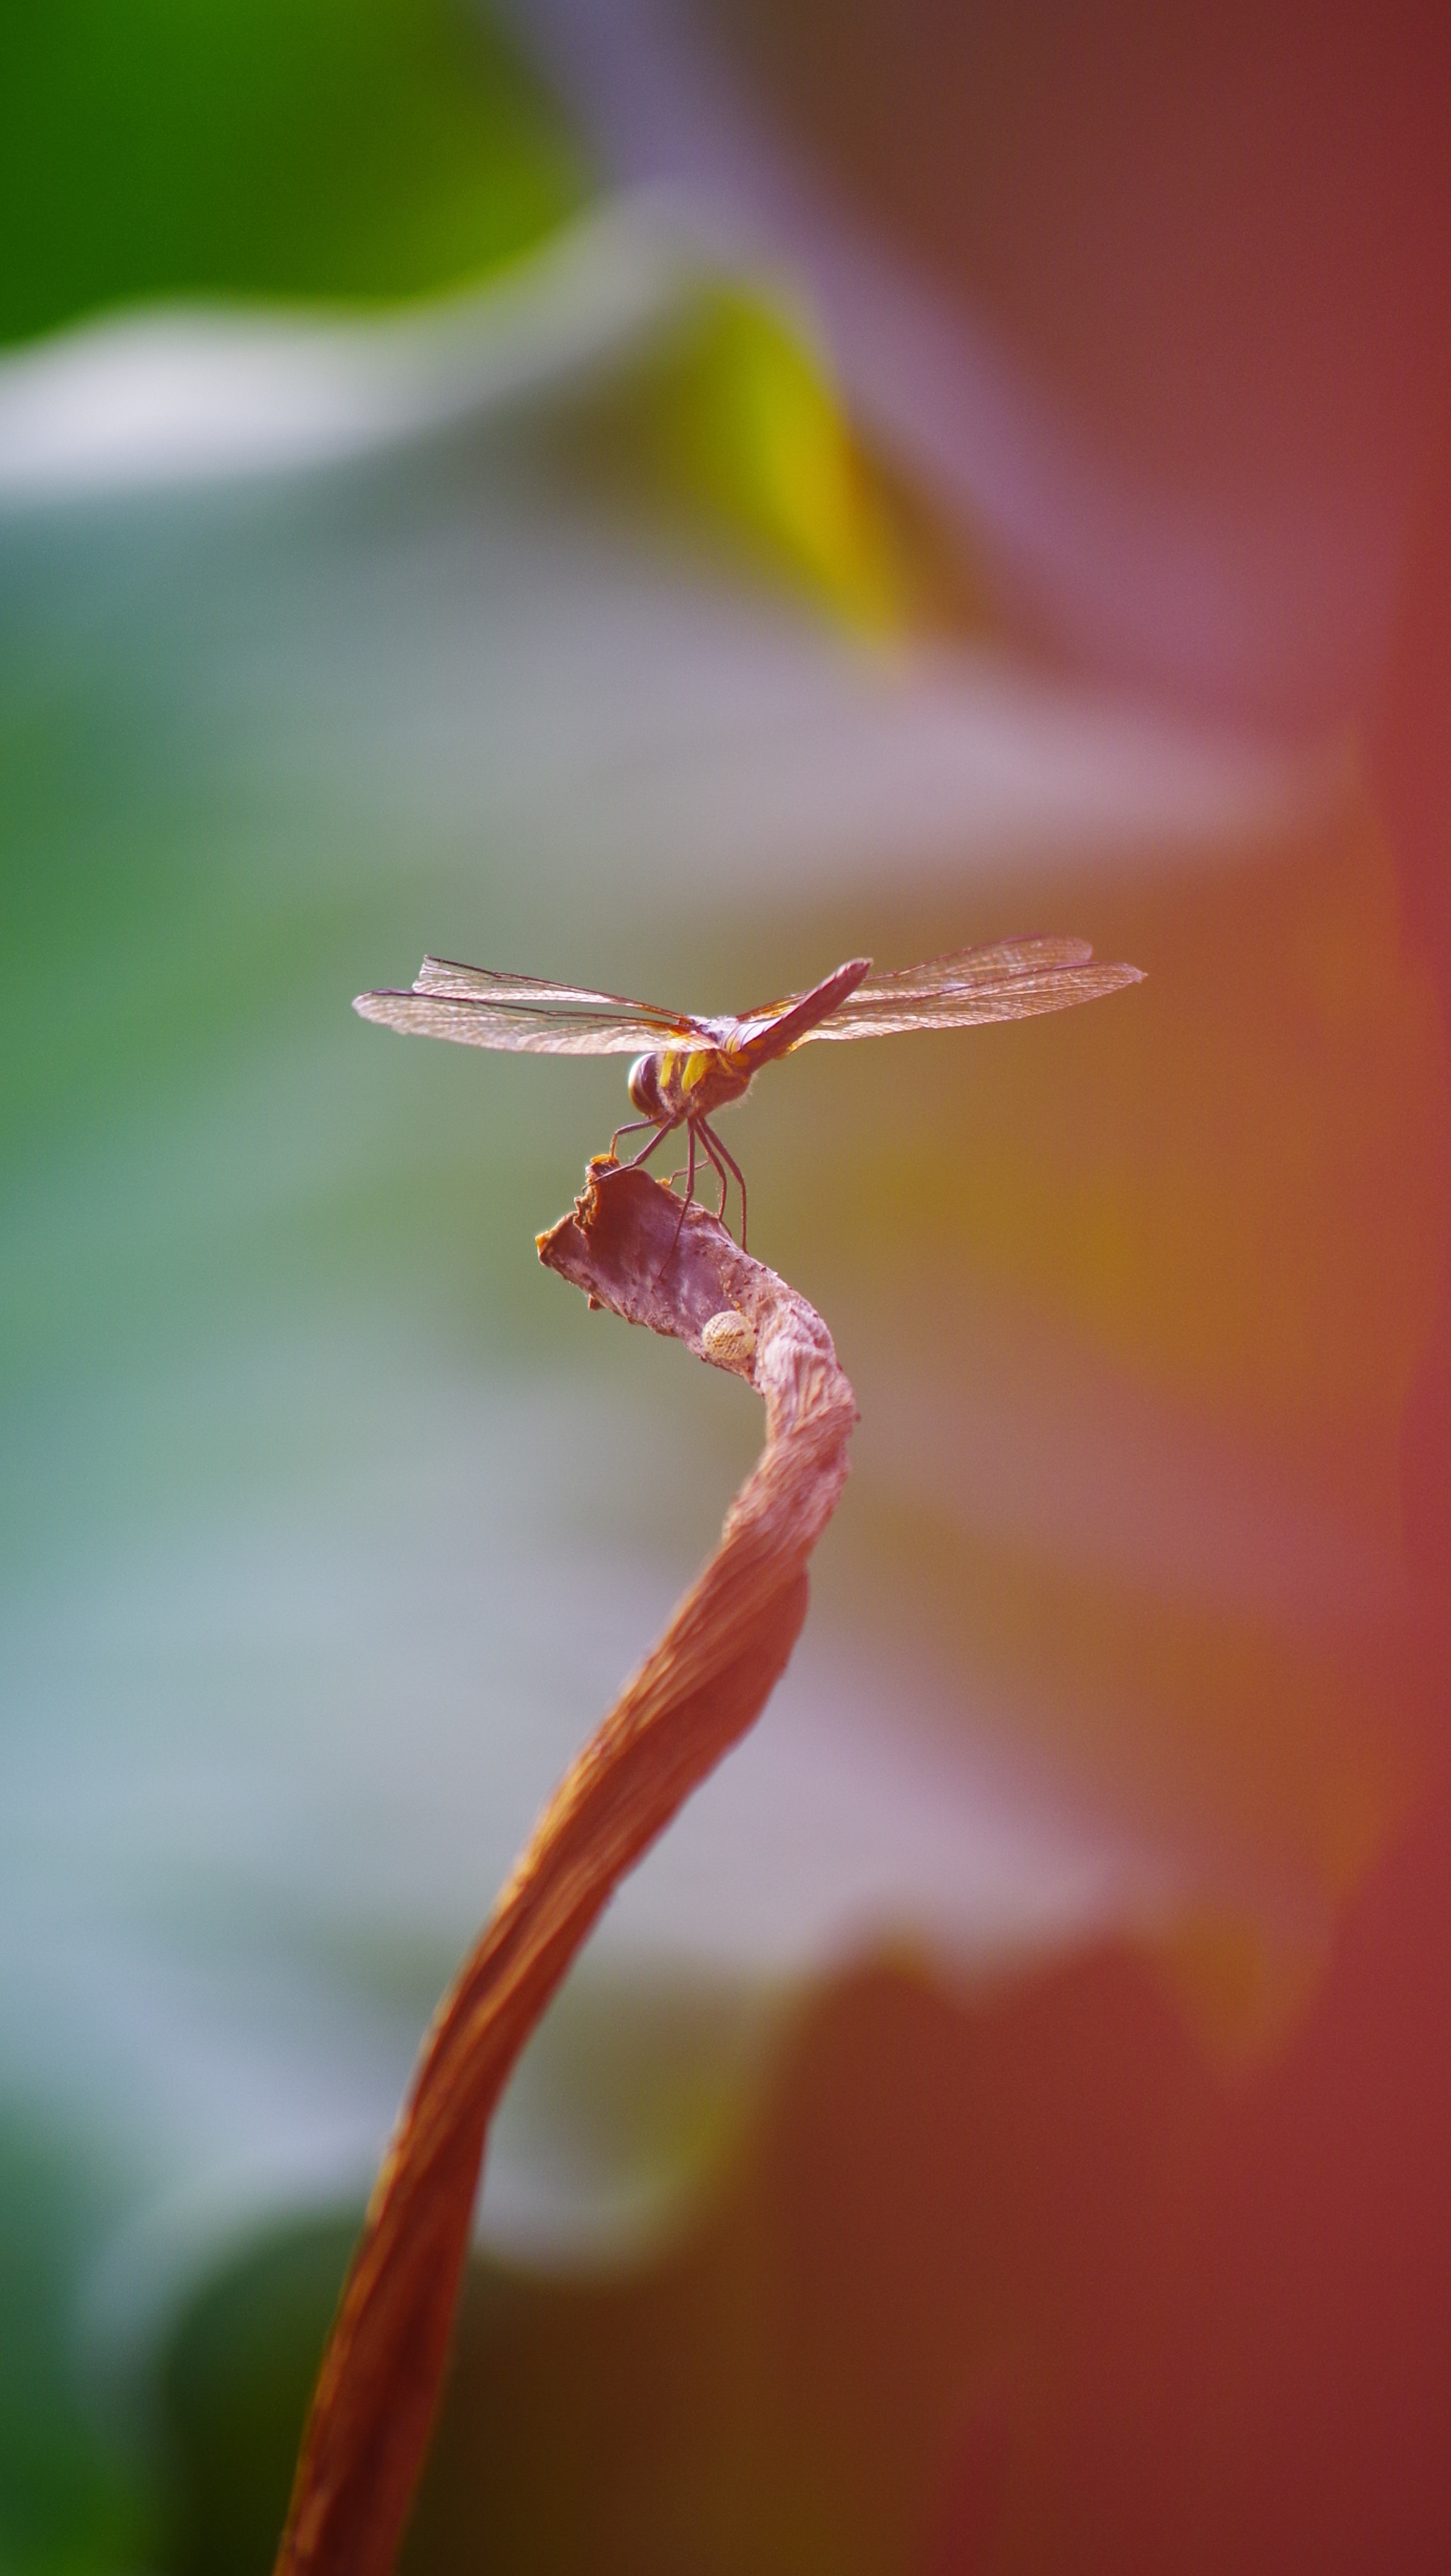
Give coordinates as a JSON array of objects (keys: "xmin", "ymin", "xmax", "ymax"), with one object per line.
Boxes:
[
  {"xmin": 354, "ymin": 958, "xmax": 704, "ymax": 1056},
  {"xmin": 730, "ymin": 938, "xmax": 1095, "ymax": 1044},
  {"xmin": 413, "ymin": 959, "xmax": 704, "ymax": 1022},
  {"xmin": 851, "ymin": 934, "xmax": 1093, "ymax": 1000},
  {"xmin": 787, "ymin": 937, "xmax": 1144, "ymax": 1042}
]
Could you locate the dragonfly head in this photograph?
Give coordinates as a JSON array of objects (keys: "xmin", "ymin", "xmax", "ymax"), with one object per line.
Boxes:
[{"xmin": 628, "ymin": 1052, "xmax": 665, "ymax": 1118}]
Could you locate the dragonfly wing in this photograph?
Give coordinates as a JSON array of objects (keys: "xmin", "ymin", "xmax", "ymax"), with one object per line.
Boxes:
[
  {"xmin": 794, "ymin": 958, "xmax": 1149, "ymax": 1035},
  {"xmin": 853, "ymin": 934, "xmax": 1095, "ymax": 1000},
  {"xmin": 414, "ymin": 959, "xmax": 702, "ymax": 1027},
  {"xmin": 777, "ymin": 939, "xmax": 1144, "ymax": 1042},
  {"xmin": 355, "ymin": 959, "xmax": 703, "ymax": 1055}
]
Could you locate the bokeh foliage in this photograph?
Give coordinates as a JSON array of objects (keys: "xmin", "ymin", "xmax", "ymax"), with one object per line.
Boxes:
[
  {"xmin": 0, "ymin": 2123, "xmax": 154, "ymax": 2575},
  {"xmin": 0, "ymin": 0, "xmax": 585, "ymax": 347}
]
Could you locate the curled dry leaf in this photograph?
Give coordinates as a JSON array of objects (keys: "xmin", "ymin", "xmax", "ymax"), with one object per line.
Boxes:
[{"xmin": 273, "ymin": 1160, "xmax": 858, "ymax": 2576}]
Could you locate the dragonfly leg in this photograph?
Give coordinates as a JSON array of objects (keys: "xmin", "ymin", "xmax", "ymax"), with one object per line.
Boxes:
[
  {"xmin": 699, "ymin": 1118, "xmax": 747, "ymax": 1250},
  {"xmin": 696, "ymin": 1122, "xmax": 733, "ymax": 1231},
  {"xmin": 655, "ymin": 1122, "xmax": 696, "ymax": 1282},
  {"xmin": 623, "ymin": 1119, "xmax": 675, "ymax": 1170},
  {"xmin": 609, "ymin": 1112, "xmax": 660, "ymax": 1160}
]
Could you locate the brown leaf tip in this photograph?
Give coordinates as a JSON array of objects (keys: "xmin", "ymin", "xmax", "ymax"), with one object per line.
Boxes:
[{"xmin": 537, "ymin": 1161, "xmax": 764, "ymax": 1371}]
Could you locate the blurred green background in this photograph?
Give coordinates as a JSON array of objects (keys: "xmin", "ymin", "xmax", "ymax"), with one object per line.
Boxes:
[
  {"xmin": 0, "ymin": 0, "xmax": 582, "ymax": 340},
  {"xmin": 4, "ymin": 5, "xmax": 1450, "ymax": 2573}
]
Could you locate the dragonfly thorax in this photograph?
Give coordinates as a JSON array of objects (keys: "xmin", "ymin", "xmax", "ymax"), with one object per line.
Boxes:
[{"xmin": 629, "ymin": 1046, "xmax": 752, "ymax": 1124}]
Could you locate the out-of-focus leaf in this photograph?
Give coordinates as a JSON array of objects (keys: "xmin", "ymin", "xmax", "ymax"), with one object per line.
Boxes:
[
  {"xmin": 0, "ymin": 0, "xmax": 585, "ymax": 348},
  {"xmin": 0, "ymin": 2114, "xmax": 157, "ymax": 2576},
  {"xmin": 160, "ymin": 2214, "xmax": 359, "ymax": 2576},
  {"xmin": 155, "ymin": 1797, "xmax": 1451, "ymax": 2575},
  {"xmin": 544, "ymin": 278, "xmax": 992, "ymax": 634}
]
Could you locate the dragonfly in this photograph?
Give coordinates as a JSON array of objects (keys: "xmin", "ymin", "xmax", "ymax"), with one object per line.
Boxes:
[{"xmin": 354, "ymin": 935, "xmax": 1144, "ymax": 1253}]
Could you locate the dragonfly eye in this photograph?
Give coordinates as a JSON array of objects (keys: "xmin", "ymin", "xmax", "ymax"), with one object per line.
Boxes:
[{"xmin": 628, "ymin": 1053, "xmax": 662, "ymax": 1116}]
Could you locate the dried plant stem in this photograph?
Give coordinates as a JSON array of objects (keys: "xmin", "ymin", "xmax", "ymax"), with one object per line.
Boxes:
[{"xmin": 273, "ymin": 1162, "xmax": 857, "ymax": 2576}]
